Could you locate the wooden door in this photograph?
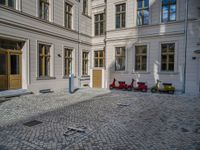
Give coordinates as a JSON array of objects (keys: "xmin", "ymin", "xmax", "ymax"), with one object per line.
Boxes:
[
  {"xmin": 0, "ymin": 50, "xmax": 8, "ymax": 90},
  {"xmin": 8, "ymin": 50, "xmax": 22, "ymax": 89},
  {"xmin": 93, "ymin": 70, "xmax": 102, "ymax": 88}
]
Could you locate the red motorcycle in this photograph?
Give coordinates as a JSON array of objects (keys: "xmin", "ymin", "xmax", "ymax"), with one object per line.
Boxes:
[
  {"xmin": 109, "ymin": 78, "xmax": 127, "ymax": 90},
  {"xmin": 126, "ymin": 79, "xmax": 148, "ymax": 92}
]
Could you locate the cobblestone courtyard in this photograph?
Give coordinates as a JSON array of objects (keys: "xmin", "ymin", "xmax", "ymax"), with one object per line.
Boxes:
[{"xmin": 0, "ymin": 89, "xmax": 200, "ymax": 150}]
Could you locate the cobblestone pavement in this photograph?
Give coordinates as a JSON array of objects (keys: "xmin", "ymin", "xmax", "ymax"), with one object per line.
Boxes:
[{"xmin": 0, "ymin": 89, "xmax": 200, "ymax": 150}]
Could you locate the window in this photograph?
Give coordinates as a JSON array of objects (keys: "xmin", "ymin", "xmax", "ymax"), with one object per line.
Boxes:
[
  {"xmin": 135, "ymin": 45, "xmax": 147, "ymax": 71},
  {"xmin": 137, "ymin": 0, "xmax": 149, "ymax": 25},
  {"xmin": 116, "ymin": 3, "xmax": 126, "ymax": 29},
  {"xmin": 38, "ymin": 44, "xmax": 51, "ymax": 77},
  {"xmin": 161, "ymin": 43, "xmax": 175, "ymax": 71},
  {"xmin": 115, "ymin": 47, "xmax": 125, "ymax": 71},
  {"xmin": 162, "ymin": 0, "xmax": 176, "ymax": 22},
  {"xmin": 95, "ymin": 13, "xmax": 105, "ymax": 36},
  {"xmin": 94, "ymin": 50, "xmax": 104, "ymax": 67},
  {"xmin": 82, "ymin": 52, "xmax": 89, "ymax": 75},
  {"xmin": 83, "ymin": 0, "xmax": 88, "ymax": 15},
  {"xmin": 64, "ymin": 48, "xmax": 73, "ymax": 77},
  {"xmin": 65, "ymin": 2, "xmax": 72, "ymax": 29},
  {"xmin": 39, "ymin": 0, "xmax": 49, "ymax": 20},
  {"xmin": 0, "ymin": 0, "xmax": 16, "ymax": 8}
]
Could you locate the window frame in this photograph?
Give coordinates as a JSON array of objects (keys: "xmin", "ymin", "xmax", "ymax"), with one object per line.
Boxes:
[
  {"xmin": 38, "ymin": 43, "xmax": 51, "ymax": 78},
  {"xmin": 94, "ymin": 13, "xmax": 105, "ymax": 36},
  {"xmin": 160, "ymin": 43, "xmax": 175, "ymax": 72},
  {"xmin": 83, "ymin": 0, "xmax": 88, "ymax": 16},
  {"xmin": 94, "ymin": 50, "xmax": 104, "ymax": 68},
  {"xmin": 65, "ymin": 2, "xmax": 73, "ymax": 29},
  {"xmin": 82, "ymin": 51, "xmax": 89, "ymax": 76},
  {"xmin": 115, "ymin": 47, "xmax": 126, "ymax": 71},
  {"xmin": 115, "ymin": 3, "xmax": 126, "ymax": 29},
  {"xmin": 39, "ymin": 0, "xmax": 49, "ymax": 21},
  {"xmin": 64, "ymin": 48, "xmax": 73, "ymax": 77},
  {"xmin": 161, "ymin": 0, "xmax": 176, "ymax": 22},
  {"xmin": 137, "ymin": 0, "xmax": 149, "ymax": 26},
  {"xmin": 0, "ymin": 0, "xmax": 16, "ymax": 9},
  {"xmin": 135, "ymin": 45, "xmax": 147, "ymax": 71}
]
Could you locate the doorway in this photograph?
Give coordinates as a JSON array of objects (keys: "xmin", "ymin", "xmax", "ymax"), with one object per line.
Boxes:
[
  {"xmin": 0, "ymin": 49, "xmax": 22, "ymax": 90},
  {"xmin": 92, "ymin": 70, "xmax": 102, "ymax": 88}
]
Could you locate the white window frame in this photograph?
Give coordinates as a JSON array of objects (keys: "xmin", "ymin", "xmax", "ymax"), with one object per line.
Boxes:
[
  {"xmin": 36, "ymin": 0, "xmax": 54, "ymax": 22},
  {"xmin": 159, "ymin": 0, "xmax": 180, "ymax": 23},
  {"xmin": 62, "ymin": 46, "xmax": 75, "ymax": 77},
  {"xmin": 115, "ymin": 2, "xmax": 126, "ymax": 29},
  {"xmin": 132, "ymin": 43, "xmax": 150, "ymax": 73},
  {"xmin": 158, "ymin": 41, "xmax": 178, "ymax": 74},
  {"xmin": 36, "ymin": 41, "xmax": 54, "ymax": 78},
  {"xmin": 82, "ymin": 50, "xmax": 90, "ymax": 76},
  {"xmin": 63, "ymin": 0, "xmax": 74, "ymax": 29}
]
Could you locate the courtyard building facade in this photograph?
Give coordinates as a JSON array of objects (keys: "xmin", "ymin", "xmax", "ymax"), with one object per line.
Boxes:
[{"xmin": 0, "ymin": 0, "xmax": 199, "ymax": 95}]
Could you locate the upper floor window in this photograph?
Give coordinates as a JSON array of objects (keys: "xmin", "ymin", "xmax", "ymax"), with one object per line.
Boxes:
[
  {"xmin": 161, "ymin": 43, "xmax": 175, "ymax": 71},
  {"xmin": 0, "ymin": 0, "xmax": 16, "ymax": 8},
  {"xmin": 38, "ymin": 44, "xmax": 51, "ymax": 77},
  {"xmin": 94, "ymin": 50, "xmax": 104, "ymax": 67},
  {"xmin": 116, "ymin": 3, "xmax": 126, "ymax": 29},
  {"xmin": 39, "ymin": 0, "xmax": 49, "ymax": 21},
  {"xmin": 115, "ymin": 47, "xmax": 125, "ymax": 71},
  {"xmin": 83, "ymin": 0, "xmax": 88, "ymax": 16},
  {"xmin": 135, "ymin": 45, "xmax": 147, "ymax": 71},
  {"xmin": 137, "ymin": 0, "xmax": 149, "ymax": 25},
  {"xmin": 65, "ymin": 2, "xmax": 72, "ymax": 29},
  {"xmin": 82, "ymin": 52, "xmax": 89, "ymax": 76},
  {"xmin": 95, "ymin": 13, "xmax": 105, "ymax": 36},
  {"xmin": 162, "ymin": 0, "xmax": 176, "ymax": 22}
]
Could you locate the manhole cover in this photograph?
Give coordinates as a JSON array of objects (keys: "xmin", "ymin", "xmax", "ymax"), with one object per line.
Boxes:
[{"xmin": 23, "ymin": 120, "xmax": 42, "ymax": 127}]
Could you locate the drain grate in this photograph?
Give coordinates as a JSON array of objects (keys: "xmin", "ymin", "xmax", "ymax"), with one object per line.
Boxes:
[
  {"xmin": 63, "ymin": 126, "xmax": 86, "ymax": 137},
  {"xmin": 23, "ymin": 120, "xmax": 43, "ymax": 127}
]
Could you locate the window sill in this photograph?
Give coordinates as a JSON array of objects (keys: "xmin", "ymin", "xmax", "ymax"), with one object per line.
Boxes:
[
  {"xmin": 132, "ymin": 71, "xmax": 150, "ymax": 74},
  {"xmin": 137, "ymin": 24, "xmax": 150, "ymax": 28},
  {"xmin": 36, "ymin": 77, "xmax": 56, "ymax": 80},
  {"xmin": 63, "ymin": 76, "xmax": 77, "ymax": 79},
  {"xmin": 115, "ymin": 27, "xmax": 126, "ymax": 31},
  {"xmin": 93, "ymin": 35, "xmax": 105, "ymax": 38},
  {"xmin": 158, "ymin": 72, "xmax": 179, "ymax": 75},
  {"xmin": 114, "ymin": 70, "xmax": 128, "ymax": 74}
]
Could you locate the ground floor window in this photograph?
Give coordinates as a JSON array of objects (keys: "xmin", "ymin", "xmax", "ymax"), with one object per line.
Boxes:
[
  {"xmin": 82, "ymin": 51, "xmax": 89, "ymax": 75},
  {"xmin": 115, "ymin": 47, "xmax": 125, "ymax": 71},
  {"xmin": 161, "ymin": 43, "xmax": 175, "ymax": 71},
  {"xmin": 64, "ymin": 48, "xmax": 73, "ymax": 77},
  {"xmin": 135, "ymin": 45, "xmax": 147, "ymax": 71},
  {"xmin": 94, "ymin": 50, "xmax": 104, "ymax": 67},
  {"xmin": 38, "ymin": 44, "xmax": 51, "ymax": 77}
]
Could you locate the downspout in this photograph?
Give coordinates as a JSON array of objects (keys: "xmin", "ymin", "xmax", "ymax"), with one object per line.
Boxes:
[
  {"xmin": 77, "ymin": 0, "xmax": 80, "ymax": 87},
  {"xmin": 104, "ymin": 0, "xmax": 107, "ymax": 88},
  {"xmin": 183, "ymin": 0, "xmax": 189, "ymax": 93}
]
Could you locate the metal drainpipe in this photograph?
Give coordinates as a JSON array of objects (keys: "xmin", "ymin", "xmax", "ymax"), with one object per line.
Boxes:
[
  {"xmin": 104, "ymin": 0, "xmax": 107, "ymax": 88},
  {"xmin": 77, "ymin": 0, "xmax": 80, "ymax": 87},
  {"xmin": 183, "ymin": 0, "xmax": 189, "ymax": 94}
]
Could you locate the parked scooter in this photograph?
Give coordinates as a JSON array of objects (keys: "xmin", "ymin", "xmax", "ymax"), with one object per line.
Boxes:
[
  {"xmin": 126, "ymin": 79, "xmax": 148, "ymax": 92},
  {"xmin": 109, "ymin": 78, "xmax": 127, "ymax": 90},
  {"xmin": 151, "ymin": 80, "xmax": 175, "ymax": 94}
]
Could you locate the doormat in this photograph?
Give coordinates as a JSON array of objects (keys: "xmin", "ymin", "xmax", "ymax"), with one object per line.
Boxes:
[{"xmin": 23, "ymin": 120, "xmax": 43, "ymax": 127}]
